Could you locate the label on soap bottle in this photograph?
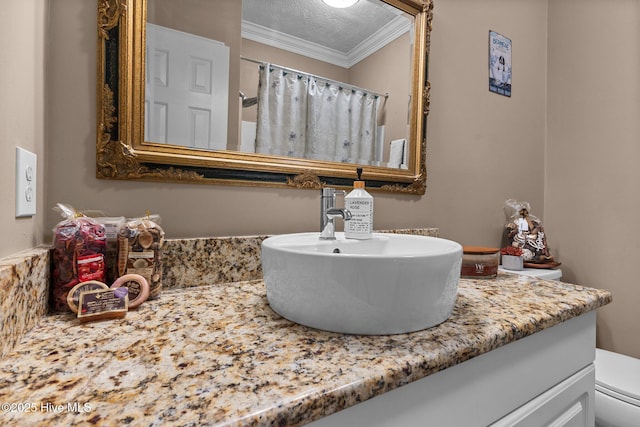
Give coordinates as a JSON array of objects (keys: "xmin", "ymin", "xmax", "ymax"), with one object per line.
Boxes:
[{"xmin": 345, "ymin": 186, "xmax": 373, "ymax": 239}]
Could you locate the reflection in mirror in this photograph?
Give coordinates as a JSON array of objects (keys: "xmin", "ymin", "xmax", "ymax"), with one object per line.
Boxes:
[
  {"xmin": 146, "ymin": 0, "xmax": 413, "ymax": 169},
  {"xmin": 96, "ymin": 0, "xmax": 432, "ymax": 193},
  {"xmin": 245, "ymin": 61, "xmax": 396, "ymax": 167}
]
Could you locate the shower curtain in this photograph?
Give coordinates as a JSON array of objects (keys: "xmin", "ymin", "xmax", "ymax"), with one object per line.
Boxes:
[{"xmin": 255, "ymin": 64, "xmax": 378, "ymax": 164}]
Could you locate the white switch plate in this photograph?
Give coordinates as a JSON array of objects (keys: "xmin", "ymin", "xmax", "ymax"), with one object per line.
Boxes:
[{"xmin": 15, "ymin": 147, "xmax": 37, "ymax": 217}]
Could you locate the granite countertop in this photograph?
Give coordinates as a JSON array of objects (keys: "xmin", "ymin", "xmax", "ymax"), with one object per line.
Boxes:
[{"xmin": 0, "ymin": 273, "xmax": 611, "ymax": 426}]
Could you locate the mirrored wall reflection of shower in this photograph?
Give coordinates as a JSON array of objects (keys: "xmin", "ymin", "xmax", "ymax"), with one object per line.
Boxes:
[
  {"xmin": 143, "ymin": 0, "xmax": 415, "ymax": 172},
  {"xmin": 237, "ymin": 58, "xmax": 408, "ymax": 168}
]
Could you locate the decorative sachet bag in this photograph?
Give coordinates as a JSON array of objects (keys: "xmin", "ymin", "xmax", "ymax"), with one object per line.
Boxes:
[
  {"xmin": 503, "ymin": 199, "xmax": 556, "ymax": 265},
  {"xmin": 118, "ymin": 215, "xmax": 165, "ymax": 299},
  {"xmin": 51, "ymin": 203, "xmax": 107, "ymax": 312}
]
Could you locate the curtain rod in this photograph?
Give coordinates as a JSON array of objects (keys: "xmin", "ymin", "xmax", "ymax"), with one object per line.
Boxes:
[{"xmin": 241, "ymin": 56, "xmax": 389, "ymax": 99}]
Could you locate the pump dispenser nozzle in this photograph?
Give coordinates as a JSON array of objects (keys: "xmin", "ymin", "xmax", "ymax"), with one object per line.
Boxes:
[{"xmin": 354, "ymin": 168, "xmax": 365, "ymax": 189}]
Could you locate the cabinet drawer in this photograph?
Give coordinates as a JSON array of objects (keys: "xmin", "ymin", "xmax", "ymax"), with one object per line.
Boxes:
[{"xmin": 492, "ymin": 364, "xmax": 595, "ymax": 427}]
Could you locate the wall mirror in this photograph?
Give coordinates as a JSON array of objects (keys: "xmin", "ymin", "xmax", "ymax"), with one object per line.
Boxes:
[{"xmin": 97, "ymin": 0, "xmax": 433, "ymax": 193}]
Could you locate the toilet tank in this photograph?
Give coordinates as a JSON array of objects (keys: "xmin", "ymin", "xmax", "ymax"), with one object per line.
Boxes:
[{"xmin": 498, "ymin": 266, "xmax": 562, "ymax": 280}]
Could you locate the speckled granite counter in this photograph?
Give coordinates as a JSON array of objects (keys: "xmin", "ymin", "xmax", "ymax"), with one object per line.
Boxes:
[
  {"xmin": 0, "ymin": 247, "xmax": 49, "ymax": 357},
  {"xmin": 0, "ymin": 272, "xmax": 610, "ymax": 426},
  {"xmin": 0, "ymin": 229, "xmax": 440, "ymax": 359}
]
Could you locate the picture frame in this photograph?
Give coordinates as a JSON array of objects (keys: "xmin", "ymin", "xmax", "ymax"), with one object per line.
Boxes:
[{"xmin": 489, "ymin": 31, "xmax": 512, "ymax": 97}]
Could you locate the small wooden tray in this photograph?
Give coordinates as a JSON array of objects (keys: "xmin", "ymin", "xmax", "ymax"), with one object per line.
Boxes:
[{"xmin": 523, "ymin": 261, "xmax": 561, "ymax": 269}]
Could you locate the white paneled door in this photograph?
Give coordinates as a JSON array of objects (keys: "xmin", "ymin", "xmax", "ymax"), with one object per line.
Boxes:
[{"xmin": 145, "ymin": 23, "xmax": 229, "ymax": 150}]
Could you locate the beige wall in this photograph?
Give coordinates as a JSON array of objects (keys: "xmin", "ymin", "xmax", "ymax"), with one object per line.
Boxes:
[
  {"xmin": 546, "ymin": 0, "xmax": 640, "ymax": 358},
  {"xmin": 0, "ymin": 0, "xmax": 47, "ymax": 259},
  {"xmin": 427, "ymin": 0, "xmax": 547, "ymax": 243},
  {"xmin": 9, "ymin": 0, "xmax": 630, "ymax": 357}
]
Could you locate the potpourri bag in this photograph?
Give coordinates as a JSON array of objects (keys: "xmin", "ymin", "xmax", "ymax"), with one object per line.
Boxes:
[
  {"xmin": 50, "ymin": 203, "xmax": 107, "ymax": 312},
  {"xmin": 117, "ymin": 214, "xmax": 165, "ymax": 299}
]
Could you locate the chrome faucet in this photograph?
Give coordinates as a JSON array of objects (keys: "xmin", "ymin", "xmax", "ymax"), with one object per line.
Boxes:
[{"xmin": 320, "ymin": 188, "xmax": 352, "ymax": 240}]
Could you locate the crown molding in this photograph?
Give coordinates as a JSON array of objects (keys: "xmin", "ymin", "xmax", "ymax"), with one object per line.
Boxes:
[{"xmin": 241, "ymin": 16, "xmax": 411, "ymax": 69}]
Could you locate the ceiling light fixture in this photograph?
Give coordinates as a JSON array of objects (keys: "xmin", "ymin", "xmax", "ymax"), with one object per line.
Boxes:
[{"xmin": 322, "ymin": 0, "xmax": 359, "ymax": 8}]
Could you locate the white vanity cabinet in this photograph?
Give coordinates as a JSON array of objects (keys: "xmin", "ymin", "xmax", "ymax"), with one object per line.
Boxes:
[{"xmin": 309, "ymin": 311, "xmax": 596, "ymax": 427}]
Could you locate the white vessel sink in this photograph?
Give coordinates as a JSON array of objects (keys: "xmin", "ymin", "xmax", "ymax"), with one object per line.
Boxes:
[{"xmin": 261, "ymin": 232, "xmax": 463, "ymax": 335}]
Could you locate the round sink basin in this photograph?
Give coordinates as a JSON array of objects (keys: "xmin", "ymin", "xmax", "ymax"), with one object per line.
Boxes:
[{"xmin": 261, "ymin": 232, "xmax": 463, "ymax": 335}]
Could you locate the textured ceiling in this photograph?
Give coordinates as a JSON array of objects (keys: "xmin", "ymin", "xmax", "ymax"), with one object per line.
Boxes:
[{"xmin": 242, "ymin": 0, "xmax": 403, "ymax": 54}]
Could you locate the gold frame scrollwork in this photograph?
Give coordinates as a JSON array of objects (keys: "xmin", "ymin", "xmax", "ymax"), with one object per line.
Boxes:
[
  {"xmin": 96, "ymin": 0, "xmax": 433, "ymax": 193},
  {"xmin": 97, "ymin": 0, "xmax": 206, "ymax": 183}
]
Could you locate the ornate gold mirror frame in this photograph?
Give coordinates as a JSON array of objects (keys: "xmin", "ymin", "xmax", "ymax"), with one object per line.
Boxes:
[{"xmin": 97, "ymin": 0, "xmax": 433, "ymax": 194}]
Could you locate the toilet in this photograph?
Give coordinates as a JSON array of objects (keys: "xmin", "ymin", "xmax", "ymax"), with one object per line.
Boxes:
[
  {"xmin": 498, "ymin": 265, "xmax": 563, "ymax": 280},
  {"xmin": 594, "ymin": 348, "xmax": 640, "ymax": 427},
  {"xmin": 501, "ymin": 266, "xmax": 640, "ymax": 426}
]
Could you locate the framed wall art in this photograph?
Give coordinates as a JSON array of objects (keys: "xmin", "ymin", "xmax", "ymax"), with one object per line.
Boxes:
[{"xmin": 489, "ymin": 31, "xmax": 512, "ymax": 97}]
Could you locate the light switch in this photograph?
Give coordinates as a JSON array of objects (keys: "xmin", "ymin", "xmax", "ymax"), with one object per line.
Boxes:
[{"xmin": 15, "ymin": 147, "xmax": 37, "ymax": 217}]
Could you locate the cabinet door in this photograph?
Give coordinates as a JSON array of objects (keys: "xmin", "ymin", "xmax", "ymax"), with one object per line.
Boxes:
[{"xmin": 491, "ymin": 364, "xmax": 595, "ymax": 427}]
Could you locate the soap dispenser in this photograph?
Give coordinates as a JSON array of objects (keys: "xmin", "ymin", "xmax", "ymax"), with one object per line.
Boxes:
[{"xmin": 345, "ymin": 168, "xmax": 374, "ymax": 239}]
